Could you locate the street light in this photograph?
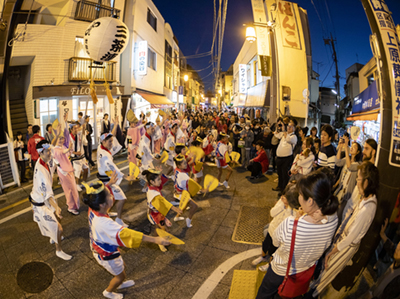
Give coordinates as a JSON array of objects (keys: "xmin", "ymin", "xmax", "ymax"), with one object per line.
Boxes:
[
  {"xmin": 184, "ymin": 75, "xmax": 189, "ymax": 82},
  {"xmin": 331, "ymin": 89, "xmax": 337, "ymax": 94},
  {"xmin": 245, "ymin": 26, "xmax": 256, "ymax": 43}
]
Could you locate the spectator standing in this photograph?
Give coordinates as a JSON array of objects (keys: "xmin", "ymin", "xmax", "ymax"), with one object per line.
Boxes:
[
  {"xmin": 78, "ymin": 112, "xmax": 85, "ymax": 126},
  {"xmin": 316, "ymin": 125, "xmax": 336, "ymax": 170},
  {"xmin": 252, "ymin": 120, "xmax": 263, "ymax": 142},
  {"xmin": 240, "ymin": 124, "xmax": 254, "ymax": 168},
  {"xmin": 14, "ymin": 131, "xmax": 27, "ymax": 183},
  {"xmin": 27, "ymin": 125, "xmax": 45, "ymax": 173},
  {"xmin": 273, "ymin": 121, "xmax": 297, "ymax": 192},
  {"xmin": 83, "ymin": 115, "xmax": 95, "ymax": 168},
  {"xmin": 45, "ymin": 124, "xmax": 54, "ymax": 144},
  {"xmin": 101, "ymin": 113, "xmax": 111, "ymax": 135},
  {"xmin": 26, "ymin": 124, "xmax": 33, "ymax": 142},
  {"xmin": 310, "ymin": 126, "xmax": 318, "ymax": 140}
]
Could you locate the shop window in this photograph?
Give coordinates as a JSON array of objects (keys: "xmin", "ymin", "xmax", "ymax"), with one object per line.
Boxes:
[
  {"xmin": 74, "ymin": 37, "xmax": 90, "ymax": 58},
  {"xmin": 148, "ymin": 48, "xmax": 156, "ymax": 70},
  {"xmin": 40, "ymin": 99, "xmax": 58, "ymax": 136},
  {"xmin": 147, "ymin": 8, "xmax": 157, "ymax": 32}
]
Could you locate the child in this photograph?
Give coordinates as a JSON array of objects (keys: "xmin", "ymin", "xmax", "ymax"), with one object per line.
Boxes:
[
  {"xmin": 143, "ymin": 169, "xmax": 183, "ymax": 252},
  {"xmin": 82, "ymin": 177, "xmax": 170, "ymax": 299},
  {"xmin": 190, "ymin": 137, "xmax": 205, "ymax": 185},
  {"xmin": 173, "ymin": 154, "xmax": 199, "ymax": 228},
  {"xmin": 215, "ymin": 133, "xmax": 233, "ymax": 189},
  {"xmin": 251, "ymin": 183, "xmax": 299, "ymax": 271}
]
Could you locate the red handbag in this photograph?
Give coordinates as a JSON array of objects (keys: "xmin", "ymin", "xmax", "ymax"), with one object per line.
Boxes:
[{"xmin": 278, "ymin": 218, "xmax": 316, "ymax": 299}]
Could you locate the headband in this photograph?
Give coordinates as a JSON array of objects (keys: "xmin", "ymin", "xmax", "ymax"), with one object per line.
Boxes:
[
  {"xmin": 82, "ymin": 181, "xmax": 104, "ymax": 194},
  {"xmin": 196, "ymin": 137, "xmax": 203, "ymax": 143},
  {"xmin": 147, "ymin": 169, "xmax": 161, "ymax": 174},
  {"xmin": 145, "ymin": 122, "xmax": 155, "ymax": 129},
  {"xmin": 174, "ymin": 154, "xmax": 185, "ymax": 162},
  {"xmin": 37, "ymin": 143, "xmax": 51, "ymax": 153}
]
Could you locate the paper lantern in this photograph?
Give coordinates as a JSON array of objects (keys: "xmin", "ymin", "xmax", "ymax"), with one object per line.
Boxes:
[{"xmin": 84, "ymin": 17, "xmax": 129, "ymax": 63}]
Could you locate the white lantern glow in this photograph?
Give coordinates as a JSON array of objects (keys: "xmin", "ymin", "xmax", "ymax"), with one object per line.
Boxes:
[{"xmin": 84, "ymin": 17, "xmax": 129, "ymax": 63}]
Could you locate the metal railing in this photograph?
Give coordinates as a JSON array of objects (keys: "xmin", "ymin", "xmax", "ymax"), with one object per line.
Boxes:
[
  {"xmin": 74, "ymin": 0, "xmax": 120, "ymax": 22},
  {"xmin": 68, "ymin": 57, "xmax": 117, "ymax": 82}
]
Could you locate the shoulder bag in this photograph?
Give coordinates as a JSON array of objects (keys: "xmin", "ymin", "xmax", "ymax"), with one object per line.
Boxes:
[{"xmin": 278, "ymin": 218, "xmax": 316, "ymax": 298}]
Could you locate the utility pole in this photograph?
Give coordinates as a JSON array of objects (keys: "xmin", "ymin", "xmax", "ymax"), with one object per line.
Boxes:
[{"xmin": 324, "ymin": 33, "xmax": 340, "ymax": 125}]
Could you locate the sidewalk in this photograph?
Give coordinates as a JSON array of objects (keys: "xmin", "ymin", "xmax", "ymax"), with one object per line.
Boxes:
[{"xmin": 0, "ymin": 161, "xmax": 280, "ymax": 299}]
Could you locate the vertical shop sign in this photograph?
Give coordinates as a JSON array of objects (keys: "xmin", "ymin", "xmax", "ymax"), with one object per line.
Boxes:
[
  {"xmin": 277, "ymin": 1, "xmax": 301, "ymax": 49},
  {"xmin": 137, "ymin": 41, "xmax": 148, "ymax": 75},
  {"xmin": 239, "ymin": 64, "xmax": 247, "ymax": 94},
  {"xmin": 368, "ymin": 0, "xmax": 400, "ymax": 166}
]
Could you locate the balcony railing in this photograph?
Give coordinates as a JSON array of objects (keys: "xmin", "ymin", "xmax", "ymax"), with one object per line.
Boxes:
[
  {"xmin": 68, "ymin": 57, "xmax": 117, "ymax": 82},
  {"xmin": 74, "ymin": 0, "xmax": 120, "ymax": 22}
]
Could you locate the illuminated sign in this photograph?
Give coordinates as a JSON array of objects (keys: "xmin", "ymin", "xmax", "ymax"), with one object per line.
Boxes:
[
  {"xmin": 239, "ymin": 64, "xmax": 247, "ymax": 94},
  {"xmin": 278, "ymin": 1, "xmax": 301, "ymax": 49},
  {"xmin": 137, "ymin": 41, "xmax": 148, "ymax": 75}
]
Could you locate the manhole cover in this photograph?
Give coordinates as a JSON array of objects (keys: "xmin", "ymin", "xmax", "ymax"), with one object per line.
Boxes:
[
  {"xmin": 232, "ymin": 206, "xmax": 271, "ymax": 244},
  {"xmin": 17, "ymin": 262, "xmax": 53, "ymax": 293}
]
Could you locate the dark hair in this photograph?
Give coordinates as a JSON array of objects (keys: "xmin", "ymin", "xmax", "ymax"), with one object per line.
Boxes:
[
  {"xmin": 16, "ymin": 131, "xmax": 22, "ymax": 137},
  {"xmin": 297, "ymin": 171, "xmax": 338, "ymax": 215},
  {"xmin": 358, "ymin": 162, "xmax": 379, "ymax": 198},
  {"xmin": 321, "ymin": 124, "xmax": 334, "ymax": 138},
  {"xmin": 171, "ymin": 123, "xmax": 178, "ymax": 130},
  {"xmin": 46, "ymin": 124, "xmax": 52, "ymax": 132},
  {"xmin": 255, "ymin": 140, "xmax": 264, "ymax": 147},
  {"xmin": 191, "ymin": 140, "xmax": 201, "ymax": 147},
  {"xmin": 175, "ymin": 145, "xmax": 185, "ymax": 155},
  {"xmin": 314, "ymin": 138, "xmax": 321, "ymax": 147},
  {"xmin": 32, "ymin": 125, "xmax": 40, "ymax": 134},
  {"xmin": 36, "ymin": 139, "xmax": 49, "ymax": 150},
  {"xmin": 142, "ymin": 170, "xmax": 160, "ymax": 185},
  {"xmin": 78, "ymin": 112, "xmax": 83, "ymax": 117},
  {"xmin": 104, "ymin": 113, "xmax": 109, "ymax": 119},
  {"xmin": 301, "ymin": 127, "xmax": 309, "ymax": 136},
  {"xmin": 290, "ymin": 117, "xmax": 298, "ymax": 127},
  {"xmin": 174, "ymin": 156, "xmax": 185, "ymax": 167},
  {"xmin": 365, "ymin": 138, "xmax": 378, "ymax": 151},
  {"xmin": 27, "ymin": 124, "xmax": 32, "ymax": 128},
  {"xmin": 311, "ymin": 127, "xmax": 318, "ymax": 134},
  {"xmin": 82, "ymin": 183, "xmax": 107, "ymax": 211},
  {"xmin": 282, "ymin": 183, "xmax": 300, "ymax": 209},
  {"xmin": 353, "ymin": 142, "xmax": 363, "ymax": 162},
  {"xmin": 315, "ymin": 166, "xmax": 336, "ymax": 189}
]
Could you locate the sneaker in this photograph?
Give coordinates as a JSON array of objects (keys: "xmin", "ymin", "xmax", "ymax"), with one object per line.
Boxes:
[
  {"xmin": 56, "ymin": 250, "xmax": 73, "ymax": 261},
  {"xmin": 186, "ymin": 218, "xmax": 192, "ymax": 228},
  {"xmin": 174, "ymin": 216, "xmax": 184, "ymax": 222},
  {"xmin": 68, "ymin": 209, "xmax": 79, "ymax": 215},
  {"xmin": 258, "ymin": 263, "xmax": 270, "ymax": 272},
  {"xmin": 117, "ymin": 280, "xmax": 135, "ymax": 289},
  {"xmin": 50, "ymin": 236, "xmax": 64, "ymax": 244},
  {"xmin": 76, "ymin": 184, "xmax": 82, "ymax": 192},
  {"xmin": 115, "ymin": 217, "xmax": 128, "ymax": 228},
  {"xmin": 223, "ymin": 181, "xmax": 230, "ymax": 189},
  {"xmin": 252, "ymin": 256, "xmax": 268, "ymax": 266},
  {"xmin": 103, "ymin": 290, "xmax": 123, "ymax": 299}
]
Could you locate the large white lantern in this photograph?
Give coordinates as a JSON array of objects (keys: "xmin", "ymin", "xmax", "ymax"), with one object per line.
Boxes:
[{"xmin": 84, "ymin": 17, "xmax": 129, "ymax": 63}]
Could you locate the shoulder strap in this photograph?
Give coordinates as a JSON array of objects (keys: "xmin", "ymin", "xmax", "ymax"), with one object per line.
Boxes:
[{"xmin": 285, "ymin": 218, "xmax": 298, "ymax": 278}]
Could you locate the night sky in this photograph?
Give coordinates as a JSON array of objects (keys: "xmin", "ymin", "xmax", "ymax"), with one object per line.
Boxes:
[{"xmin": 152, "ymin": 0, "xmax": 400, "ymax": 95}]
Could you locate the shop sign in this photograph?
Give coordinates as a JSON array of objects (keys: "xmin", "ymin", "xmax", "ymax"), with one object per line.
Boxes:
[
  {"xmin": 368, "ymin": 0, "xmax": 400, "ymax": 166},
  {"xmin": 137, "ymin": 41, "xmax": 148, "ymax": 76},
  {"xmin": 172, "ymin": 91, "xmax": 177, "ymax": 103},
  {"xmin": 178, "ymin": 86, "xmax": 183, "ymax": 95},
  {"xmin": 239, "ymin": 64, "xmax": 247, "ymax": 94},
  {"xmin": 277, "ymin": 1, "xmax": 301, "ymax": 50},
  {"xmin": 259, "ymin": 55, "xmax": 271, "ymax": 77},
  {"xmin": 352, "ymin": 81, "xmax": 379, "ymax": 114},
  {"xmin": 251, "ymin": 0, "xmax": 270, "ymax": 60},
  {"xmin": 33, "ymin": 85, "xmax": 124, "ymax": 98}
]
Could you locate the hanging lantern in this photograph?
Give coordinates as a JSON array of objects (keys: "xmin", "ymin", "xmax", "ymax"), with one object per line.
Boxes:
[{"xmin": 84, "ymin": 17, "xmax": 129, "ymax": 63}]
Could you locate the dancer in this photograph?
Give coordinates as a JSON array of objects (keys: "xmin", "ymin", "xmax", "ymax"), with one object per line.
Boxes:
[
  {"xmin": 215, "ymin": 133, "xmax": 233, "ymax": 189},
  {"xmin": 126, "ymin": 114, "xmax": 143, "ymax": 165},
  {"xmin": 69, "ymin": 121, "xmax": 89, "ymax": 191},
  {"xmin": 173, "ymin": 154, "xmax": 199, "ymax": 227},
  {"xmin": 97, "ymin": 117, "xmax": 136, "ymax": 227},
  {"xmin": 143, "ymin": 168, "xmax": 183, "ymax": 252},
  {"xmin": 30, "ymin": 140, "xmax": 72, "ymax": 260},
  {"xmin": 53, "ymin": 120, "xmax": 80, "ymax": 215},
  {"xmin": 137, "ymin": 122, "xmax": 156, "ymax": 173},
  {"xmin": 189, "ymin": 137, "xmax": 205, "ymax": 185},
  {"xmin": 164, "ymin": 122, "xmax": 178, "ymax": 175},
  {"xmin": 82, "ymin": 176, "xmax": 170, "ymax": 299},
  {"xmin": 154, "ymin": 115, "xmax": 164, "ymax": 154}
]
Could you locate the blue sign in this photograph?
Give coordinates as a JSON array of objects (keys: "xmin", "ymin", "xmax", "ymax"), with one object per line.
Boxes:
[{"xmin": 352, "ymin": 81, "xmax": 380, "ymax": 114}]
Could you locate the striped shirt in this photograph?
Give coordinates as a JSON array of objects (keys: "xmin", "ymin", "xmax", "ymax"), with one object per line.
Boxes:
[
  {"xmin": 271, "ymin": 215, "xmax": 338, "ymax": 276},
  {"xmin": 317, "ymin": 144, "xmax": 336, "ymax": 169}
]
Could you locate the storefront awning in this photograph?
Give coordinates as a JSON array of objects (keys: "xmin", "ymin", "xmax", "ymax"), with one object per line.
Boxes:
[
  {"xmin": 245, "ymin": 80, "xmax": 270, "ymax": 107},
  {"xmin": 352, "ymin": 81, "xmax": 379, "ymax": 114},
  {"xmin": 347, "ymin": 108, "xmax": 380, "ymax": 121},
  {"xmin": 135, "ymin": 90, "xmax": 174, "ymax": 108},
  {"xmin": 232, "ymin": 94, "xmax": 246, "ymax": 107}
]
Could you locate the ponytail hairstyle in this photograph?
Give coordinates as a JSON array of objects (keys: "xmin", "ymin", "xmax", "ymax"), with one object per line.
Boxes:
[
  {"xmin": 142, "ymin": 169, "xmax": 161, "ymax": 185},
  {"xmin": 82, "ymin": 182, "xmax": 107, "ymax": 211},
  {"xmin": 281, "ymin": 182, "xmax": 300, "ymax": 209},
  {"xmin": 358, "ymin": 161, "xmax": 379, "ymax": 199},
  {"xmin": 353, "ymin": 142, "xmax": 363, "ymax": 162},
  {"xmin": 297, "ymin": 171, "xmax": 339, "ymax": 216}
]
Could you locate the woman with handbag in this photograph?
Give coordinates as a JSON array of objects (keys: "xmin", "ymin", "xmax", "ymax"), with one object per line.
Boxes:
[
  {"xmin": 311, "ymin": 162, "xmax": 379, "ymax": 297},
  {"xmin": 256, "ymin": 171, "xmax": 339, "ymax": 299}
]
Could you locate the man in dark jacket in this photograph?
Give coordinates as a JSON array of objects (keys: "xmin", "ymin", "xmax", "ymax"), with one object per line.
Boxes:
[{"xmin": 83, "ymin": 116, "xmax": 95, "ymax": 167}]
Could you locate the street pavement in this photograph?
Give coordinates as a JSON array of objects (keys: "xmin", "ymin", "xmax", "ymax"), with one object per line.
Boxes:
[{"xmin": 0, "ymin": 154, "xmax": 280, "ymax": 299}]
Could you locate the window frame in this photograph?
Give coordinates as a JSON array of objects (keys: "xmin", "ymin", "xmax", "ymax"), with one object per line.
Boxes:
[
  {"xmin": 148, "ymin": 47, "xmax": 157, "ymax": 71},
  {"xmin": 147, "ymin": 8, "xmax": 157, "ymax": 32},
  {"xmin": 39, "ymin": 98, "xmax": 58, "ymax": 137}
]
